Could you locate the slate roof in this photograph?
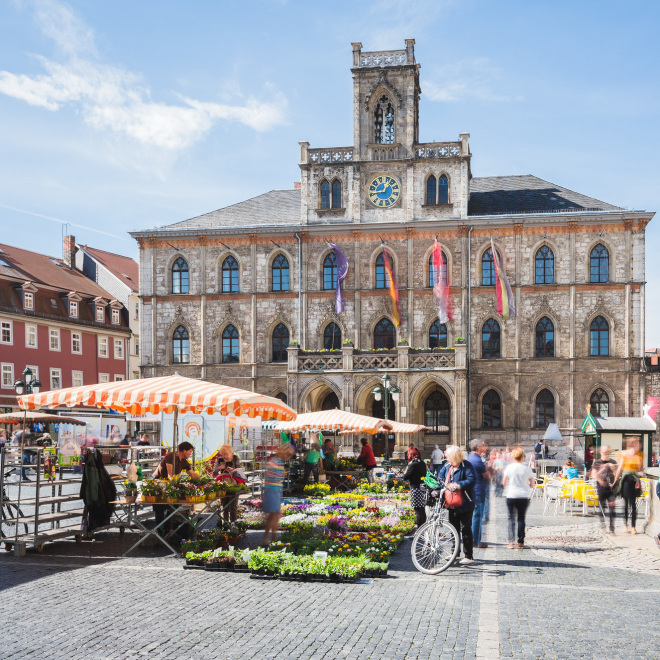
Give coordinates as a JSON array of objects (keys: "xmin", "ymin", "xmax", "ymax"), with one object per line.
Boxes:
[
  {"xmin": 468, "ymin": 175, "xmax": 621, "ymax": 216},
  {"xmin": 78, "ymin": 245, "xmax": 139, "ymax": 293},
  {"xmin": 164, "ymin": 189, "xmax": 301, "ymax": 230}
]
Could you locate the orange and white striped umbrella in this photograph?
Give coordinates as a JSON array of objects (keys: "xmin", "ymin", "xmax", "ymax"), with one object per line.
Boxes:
[
  {"xmin": 338, "ymin": 421, "xmax": 434, "ymax": 435},
  {"xmin": 18, "ymin": 374, "xmax": 296, "ymax": 420},
  {"xmin": 277, "ymin": 409, "xmax": 392, "ymax": 434}
]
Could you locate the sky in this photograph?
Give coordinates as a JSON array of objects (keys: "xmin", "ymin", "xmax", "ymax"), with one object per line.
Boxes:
[{"xmin": 0, "ymin": 0, "xmax": 659, "ymax": 342}]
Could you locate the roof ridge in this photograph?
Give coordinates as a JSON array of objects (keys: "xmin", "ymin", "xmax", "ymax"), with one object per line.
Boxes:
[{"xmin": 80, "ymin": 245, "xmax": 137, "ymax": 261}]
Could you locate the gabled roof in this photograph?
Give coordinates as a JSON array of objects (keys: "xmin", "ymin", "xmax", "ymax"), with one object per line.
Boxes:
[
  {"xmin": 468, "ymin": 175, "xmax": 622, "ymax": 216},
  {"xmin": 78, "ymin": 245, "xmax": 139, "ymax": 293},
  {"xmin": 164, "ymin": 189, "xmax": 301, "ymax": 230},
  {"xmin": 0, "ymin": 243, "xmax": 113, "ymax": 298}
]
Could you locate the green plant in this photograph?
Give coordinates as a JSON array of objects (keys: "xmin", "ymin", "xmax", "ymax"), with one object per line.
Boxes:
[
  {"xmin": 140, "ymin": 480, "xmax": 164, "ymax": 497},
  {"xmin": 123, "ymin": 480, "xmax": 138, "ymax": 494},
  {"xmin": 303, "ymin": 483, "xmax": 331, "ymax": 497},
  {"xmin": 342, "ymin": 339, "xmax": 353, "ymax": 346},
  {"xmin": 455, "ymin": 337, "xmax": 465, "ymax": 342}
]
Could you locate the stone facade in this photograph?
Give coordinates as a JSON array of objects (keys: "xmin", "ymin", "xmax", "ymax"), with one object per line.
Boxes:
[{"xmin": 131, "ymin": 40, "xmax": 653, "ymax": 453}]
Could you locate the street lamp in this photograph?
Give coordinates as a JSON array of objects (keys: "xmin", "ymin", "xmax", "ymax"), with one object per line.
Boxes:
[
  {"xmin": 14, "ymin": 366, "xmax": 42, "ymax": 395},
  {"xmin": 371, "ymin": 373, "xmax": 401, "ymax": 460}
]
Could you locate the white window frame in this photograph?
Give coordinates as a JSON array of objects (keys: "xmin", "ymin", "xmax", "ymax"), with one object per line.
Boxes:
[
  {"xmin": 50, "ymin": 367, "xmax": 62, "ymax": 391},
  {"xmin": 114, "ymin": 338, "xmax": 124, "ymax": 359},
  {"xmin": 96, "ymin": 306, "xmax": 105, "ymax": 322},
  {"xmin": 71, "ymin": 331, "xmax": 82, "ymax": 354},
  {"xmin": 49, "ymin": 327, "xmax": 61, "ymax": 351},
  {"xmin": 25, "ymin": 324, "xmax": 38, "ymax": 348},
  {"xmin": 99, "ymin": 373, "xmax": 110, "ymax": 383},
  {"xmin": 111, "ymin": 309, "xmax": 120, "ymax": 325},
  {"xmin": 23, "ymin": 292, "xmax": 34, "ymax": 310},
  {"xmin": 69, "ymin": 300, "xmax": 78, "ymax": 317},
  {"xmin": 1, "ymin": 320, "xmax": 13, "ymax": 345},
  {"xmin": 1, "ymin": 363, "xmax": 14, "ymax": 389},
  {"xmin": 98, "ymin": 336, "xmax": 108, "ymax": 358},
  {"xmin": 72, "ymin": 370, "xmax": 83, "ymax": 387},
  {"xmin": 114, "ymin": 374, "xmax": 125, "ymax": 382}
]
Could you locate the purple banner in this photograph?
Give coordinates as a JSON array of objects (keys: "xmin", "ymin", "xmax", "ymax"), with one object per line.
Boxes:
[{"xmin": 329, "ymin": 243, "xmax": 349, "ymax": 313}]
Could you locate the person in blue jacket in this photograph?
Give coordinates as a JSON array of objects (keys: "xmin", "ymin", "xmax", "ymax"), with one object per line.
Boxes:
[
  {"xmin": 438, "ymin": 445, "xmax": 477, "ymax": 565},
  {"xmin": 467, "ymin": 438, "xmax": 489, "ymax": 549}
]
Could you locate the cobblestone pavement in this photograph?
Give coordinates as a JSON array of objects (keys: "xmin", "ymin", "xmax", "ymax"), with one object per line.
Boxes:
[{"xmin": 1, "ymin": 497, "xmax": 659, "ymax": 659}]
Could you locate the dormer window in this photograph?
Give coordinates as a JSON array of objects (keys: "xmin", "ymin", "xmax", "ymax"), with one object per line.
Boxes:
[
  {"xmin": 96, "ymin": 305, "xmax": 105, "ymax": 322},
  {"xmin": 111, "ymin": 309, "xmax": 120, "ymax": 325},
  {"xmin": 374, "ymin": 95, "xmax": 395, "ymax": 144},
  {"xmin": 50, "ymin": 298, "xmax": 58, "ymax": 309},
  {"xmin": 69, "ymin": 301, "xmax": 78, "ymax": 317},
  {"xmin": 24, "ymin": 292, "xmax": 34, "ymax": 310}
]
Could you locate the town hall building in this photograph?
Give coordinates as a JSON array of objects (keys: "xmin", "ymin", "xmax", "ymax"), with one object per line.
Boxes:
[{"xmin": 131, "ymin": 40, "xmax": 653, "ymax": 452}]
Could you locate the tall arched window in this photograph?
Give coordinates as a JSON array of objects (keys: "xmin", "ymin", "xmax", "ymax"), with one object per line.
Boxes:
[
  {"xmin": 535, "ymin": 389, "xmax": 555, "ymax": 428},
  {"xmin": 482, "ymin": 319, "xmax": 501, "ymax": 358},
  {"xmin": 323, "ymin": 252, "xmax": 337, "ymax": 290},
  {"xmin": 590, "ymin": 244, "xmax": 609, "ymax": 283},
  {"xmin": 323, "ymin": 322, "xmax": 342, "ymax": 350},
  {"xmin": 172, "ymin": 325, "xmax": 189, "ymax": 364},
  {"xmin": 221, "ymin": 256, "xmax": 239, "ymax": 293},
  {"xmin": 428, "ymin": 252, "xmax": 448, "ymax": 287},
  {"xmin": 590, "ymin": 388, "xmax": 609, "ymax": 417},
  {"xmin": 535, "ymin": 317, "xmax": 555, "ymax": 357},
  {"xmin": 321, "ymin": 392, "xmax": 340, "ymax": 410},
  {"xmin": 374, "ymin": 95, "xmax": 395, "ymax": 144},
  {"xmin": 272, "ymin": 323, "xmax": 289, "ymax": 362},
  {"xmin": 375, "ymin": 252, "xmax": 392, "ymax": 289},
  {"xmin": 535, "ymin": 246, "xmax": 554, "ymax": 284},
  {"xmin": 272, "ymin": 254, "xmax": 290, "ymax": 292},
  {"xmin": 482, "ymin": 390, "xmax": 501, "ymax": 428},
  {"xmin": 332, "ymin": 180, "xmax": 342, "ymax": 209},
  {"xmin": 320, "ymin": 180, "xmax": 330, "ymax": 209},
  {"xmin": 429, "ymin": 320, "xmax": 448, "ymax": 349},
  {"xmin": 373, "ymin": 318, "xmax": 395, "ymax": 349},
  {"xmin": 172, "ymin": 257, "xmax": 189, "ymax": 294},
  {"xmin": 438, "ymin": 175, "xmax": 449, "ymax": 204},
  {"xmin": 590, "ymin": 316, "xmax": 609, "ymax": 356},
  {"xmin": 426, "ymin": 176, "xmax": 437, "ymax": 205},
  {"xmin": 482, "ymin": 248, "xmax": 495, "ymax": 286},
  {"xmin": 221, "ymin": 324, "xmax": 239, "ymax": 363},
  {"xmin": 424, "ymin": 390, "xmax": 450, "ymax": 432}
]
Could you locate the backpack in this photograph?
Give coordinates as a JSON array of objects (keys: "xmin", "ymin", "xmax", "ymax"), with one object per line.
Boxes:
[{"xmin": 534, "ymin": 442, "xmax": 543, "ymax": 454}]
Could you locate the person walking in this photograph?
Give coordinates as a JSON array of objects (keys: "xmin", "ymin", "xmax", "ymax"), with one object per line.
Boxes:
[
  {"xmin": 438, "ymin": 445, "xmax": 477, "ymax": 565},
  {"xmin": 262, "ymin": 443, "xmax": 295, "ymax": 546},
  {"xmin": 615, "ymin": 437, "xmax": 644, "ymax": 534},
  {"xmin": 592, "ymin": 445, "xmax": 617, "ymax": 534},
  {"xmin": 402, "ymin": 447, "xmax": 428, "ymax": 531},
  {"xmin": 502, "ymin": 447, "xmax": 535, "ymax": 548},
  {"xmin": 358, "ymin": 438, "xmax": 377, "ymax": 483},
  {"xmin": 303, "ymin": 441, "xmax": 323, "ymax": 485},
  {"xmin": 467, "ymin": 439, "xmax": 489, "ymax": 549},
  {"xmin": 430, "ymin": 444, "xmax": 444, "ymax": 478}
]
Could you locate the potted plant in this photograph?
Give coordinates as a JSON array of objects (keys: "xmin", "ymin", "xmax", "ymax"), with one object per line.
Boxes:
[
  {"xmin": 163, "ymin": 482, "xmax": 179, "ymax": 504},
  {"xmin": 141, "ymin": 480, "xmax": 162, "ymax": 503},
  {"xmin": 122, "ymin": 480, "xmax": 138, "ymax": 503}
]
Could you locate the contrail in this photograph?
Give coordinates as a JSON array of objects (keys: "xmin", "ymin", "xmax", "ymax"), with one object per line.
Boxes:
[{"xmin": 0, "ymin": 203, "xmax": 132, "ymax": 242}]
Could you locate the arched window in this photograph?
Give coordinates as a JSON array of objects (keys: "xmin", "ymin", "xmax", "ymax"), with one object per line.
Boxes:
[
  {"xmin": 272, "ymin": 254, "xmax": 290, "ymax": 292},
  {"xmin": 172, "ymin": 325, "xmax": 189, "ymax": 364},
  {"xmin": 429, "ymin": 320, "xmax": 448, "ymax": 349},
  {"xmin": 590, "ymin": 316, "xmax": 609, "ymax": 357},
  {"xmin": 426, "ymin": 176, "xmax": 436, "ymax": 205},
  {"xmin": 374, "ymin": 95, "xmax": 395, "ymax": 144},
  {"xmin": 535, "ymin": 317, "xmax": 555, "ymax": 357},
  {"xmin": 535, "ymin": 246, "xmax": 554, "ymax": 284},
  {"xmin": 332, "ymin": 180, "xmax": 342, "ymax": 209},
  {"xmin": 590, "ymin": 244, "xmax": 609, "ymax": 283},
  {"xmin": 272, "ymin": 323, "xmax": 289, "ymax": 362},
  {"xmin": 221, "ymin": 324, "xmax": 239, "ymax": 363},
  {"xmin": 424, "ymin": 390, "xmax": 450, "ymax": 432},
  {"xmin": 275, "ymin": 392, "xmax": 288, "ymax": 405},
  {"xmin": 482, "ymin": 248, "xmax": 495, "ymax": 286},
  {"xmin": 320, "ymin": 180, "xmax": 330, "ymax": 209},
  {"xmin": 221, "ymin": 256, "xmax": 239, "ymax": 293},
  {"xmin": 373, "ymin": 318, "xmax": 396, "ymax": 349},
  {"xmin": 438, "ymin": 175, "xmax": 449, "ymax": 204},
  {"xmin": 535, "ymin": 389, "xmax": 555, "ymax": 428},
  {"xmin": 375, "ymin": 252, "xmax": 392, "ymax": 289},
  {"xmin": 482, "ymin": 390, "xmax": 502, "ymax": 428},
  {"xmin": 482, "ymin": 319, "xmax": 501, "ymax": 359},
  {"xmin": 172, "ymin": 257, "xmax": 189, "ymax": 294},
  {"xmin": 323, "ymin": 322, "xmax": 342, "ymax": 350},
  {"xmin": 590, "ymin": 388, "xmax": 609, "ymax": 418},
  {"xmin": 428, "ymin": 252, "xmax": 448, "ymax": 287},
  {"xmin": 323, "ymin": 252, "xmax": 337, "ymax": 290},
  {"xmin": 321, "ymin": 392, "xmax": 340, "ymax": 410}
]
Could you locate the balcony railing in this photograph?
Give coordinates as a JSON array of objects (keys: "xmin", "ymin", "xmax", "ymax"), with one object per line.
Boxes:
[
  {"xmin": 294, "ymin": 348, "xmax": 457, "ymax": 372},
  {"xmin": 415, "ymin": 142, "xmax": 462, "ymax": 159},
  {"xmin": 307, "ymin": 147, "xmax": 354, "ymax": 164}
]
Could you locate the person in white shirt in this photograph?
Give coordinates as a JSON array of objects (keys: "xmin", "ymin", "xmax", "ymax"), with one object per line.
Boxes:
[
  {"xmin": 502, "ymin": 447, "xmax": 535, "ymax": 549},
  {"xmin": 430, "ymin": 445, "xmax": 444, "ymax": 478}
]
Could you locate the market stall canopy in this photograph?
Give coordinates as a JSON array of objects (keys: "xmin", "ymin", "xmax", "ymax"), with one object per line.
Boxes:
[
  {"xmin": 277, "ymin": 409, "xmax": 393, "ymax": 434},
  {"xmin": 0, "ymin": 411, "xmax": 87, "ymax": 425},
  {"xmin": 18, "ymin": 374, "xmax": 297, "ymax": 420},
  {"xmin": 339, "ymin": 421, "xmax": 433, "ymax": 435}
]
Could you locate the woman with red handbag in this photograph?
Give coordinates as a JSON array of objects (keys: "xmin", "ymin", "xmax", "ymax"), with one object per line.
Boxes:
[{"xmin": 438, "ymin": 445, "xmax": 477, "ymax": 565}]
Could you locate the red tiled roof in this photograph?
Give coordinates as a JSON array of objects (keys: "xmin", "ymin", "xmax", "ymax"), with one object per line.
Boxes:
[{"xmin": 78, "ymin": 245, "xmax": 139, "ymax": 292}]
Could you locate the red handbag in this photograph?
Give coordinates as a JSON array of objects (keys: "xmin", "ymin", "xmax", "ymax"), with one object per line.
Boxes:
[{"xmin": 443, "ymin": 467, "xmax": 464, "ymax": 509}]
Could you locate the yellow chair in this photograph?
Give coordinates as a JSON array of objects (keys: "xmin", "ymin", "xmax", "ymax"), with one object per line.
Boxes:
[{"xmin": 636, "ymin": 478, "xmax": 650, "ymax": 518}]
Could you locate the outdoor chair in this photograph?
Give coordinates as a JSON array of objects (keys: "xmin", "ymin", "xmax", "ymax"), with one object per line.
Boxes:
[{"xmin": 636, "ymin": 478, "xmax": 651, "ymax": 518}]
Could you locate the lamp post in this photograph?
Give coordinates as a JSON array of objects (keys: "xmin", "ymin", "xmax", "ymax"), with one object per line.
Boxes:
[{"xmin": 371, "ymin": 373, "xmax": 401, "ymax": 460}]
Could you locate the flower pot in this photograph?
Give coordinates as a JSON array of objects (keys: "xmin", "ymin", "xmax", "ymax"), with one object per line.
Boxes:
[
  {"xmin": 144, "ymin": 496, "xmax": 157, "ymax": 503},
  {"xmin": 166, "ymin": 497, "xmax": 177, "ymax": 504},
  {"xmin": 124, "ymin": 495, "xmax": 137, "ymax": 504},
  {"xmin": 185, "ymin": 496, "xmax": 194, "ymax": 503}
]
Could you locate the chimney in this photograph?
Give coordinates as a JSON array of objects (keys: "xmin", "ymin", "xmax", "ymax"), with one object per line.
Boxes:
[
  {"xmin": 63, "ymin": 235, "xmax": 76, "ymax": 268},
  {"xmin": 293, "ymin": 182, "xmax": 301, "ymax": 189}
]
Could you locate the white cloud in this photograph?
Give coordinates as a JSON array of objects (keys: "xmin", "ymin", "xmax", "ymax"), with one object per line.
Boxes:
[{"xmin": 0, "ymin": 0, "xmax": 287, "ymax": 152}]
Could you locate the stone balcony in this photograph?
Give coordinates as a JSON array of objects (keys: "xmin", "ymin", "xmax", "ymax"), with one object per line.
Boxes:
[{"xmin": 289, "ymin": 344, "xmax": 465, "ymax": 373}]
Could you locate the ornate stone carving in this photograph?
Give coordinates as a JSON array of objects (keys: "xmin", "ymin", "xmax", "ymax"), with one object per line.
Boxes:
[{"xmin": 364, "ymin": 74, "xmax": 403, "ymax": 109}]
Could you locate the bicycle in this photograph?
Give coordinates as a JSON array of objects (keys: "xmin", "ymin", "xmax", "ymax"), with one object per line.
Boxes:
[{"xmin": 410, "ymin": 478, "xmax": 460, "ymax": 575}]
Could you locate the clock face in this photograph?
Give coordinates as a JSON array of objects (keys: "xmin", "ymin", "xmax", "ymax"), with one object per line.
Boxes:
[{"xmin": 366, "ymin": 173, "xmax": 401, "ymax": 208}]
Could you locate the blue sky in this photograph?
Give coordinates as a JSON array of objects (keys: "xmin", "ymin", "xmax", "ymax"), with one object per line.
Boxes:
[{"xmin": 1, "ymin": 0, "xmax": 658, "ymax": 342}]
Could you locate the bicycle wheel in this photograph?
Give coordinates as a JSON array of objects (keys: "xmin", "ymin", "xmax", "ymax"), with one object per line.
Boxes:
[{"xmin": 411, "ymin": 519, "xmax": 460, "ymax": 575}]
